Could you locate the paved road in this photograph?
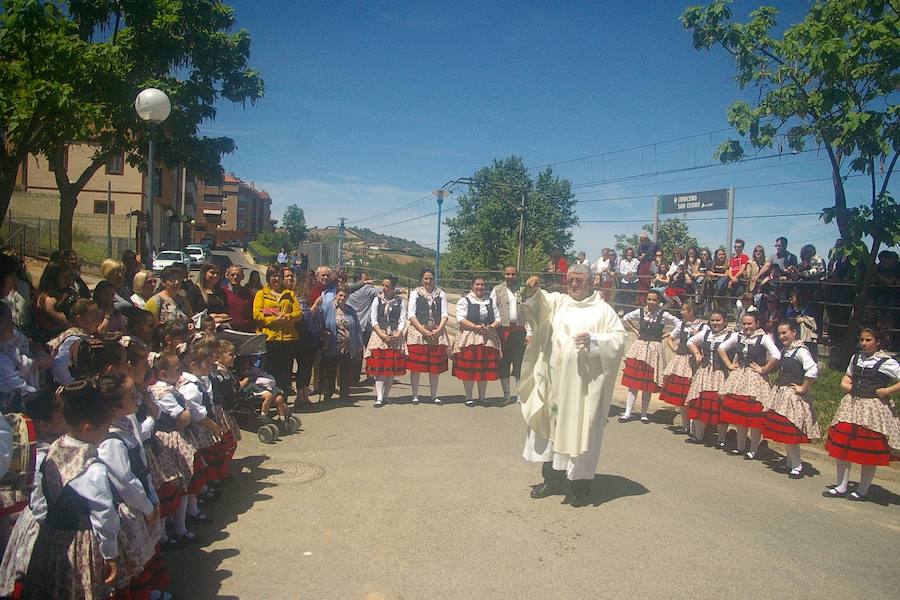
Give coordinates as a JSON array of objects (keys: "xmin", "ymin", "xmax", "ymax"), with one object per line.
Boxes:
[{"xmin": 166, "ymin": 372, "xmax": 900, "ymax": 600}]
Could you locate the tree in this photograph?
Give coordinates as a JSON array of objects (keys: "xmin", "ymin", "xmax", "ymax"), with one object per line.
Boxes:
[
  {"xmin": 282, "ymin": 204, "xmax": 307, "ymax": 246},
  {"xmin": 681, "ymin": 0, "xmax": 899, "ymax": 369},
  {"xmin": 445, "ymin": 156, "xmax": 578, "ymax": 272},
  {"xmin": 1, "ymin": 0, "xmax": 265, "ymax": 249},
  {"xmin": 614, "ymin": 218, "xmax": 699, "ymax": 257}
]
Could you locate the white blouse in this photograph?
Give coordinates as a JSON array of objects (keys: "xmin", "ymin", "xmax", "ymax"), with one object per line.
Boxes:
[
  {"xmin": 455, "ymin": 293, "xmax": 501, "ymax": 325},
  {"xmin": 623, "ymin": 308, "xmax": 681, "ymax": 330},
  {"xmin": 719, "ymin": 331, "xmax": 781, "ymax": 362},
  {"xmin": 151, "ymin": 381, "xmax": 188, "ymax": 420},
  {"xmin": 178, "ymin": 373, "xmax": 212, "ymax": 423},
  {"xmin": 669, "ymin": 319, "xmax": 709, "ymax": 341},
  {"xmin": 845, "ymin": 353, "xmax": 900, "ymax": 379},
  {"xmin": 98, "ymin": 419, "xmax": 157, "ymax": 515},
  {"xmin": 687, "ymin": 329, "xmax": 734, "ymax": 350},
  {"xmin": 408, "ymin": 288, "xmax": 449, "ymax": 321},
  {"xmin": 782, "ymin": 345, "xmax": 818, "ymax": 379},
  {"xmin": 369, "ymin": 296, "xmax": 408, "ymax": 331}
]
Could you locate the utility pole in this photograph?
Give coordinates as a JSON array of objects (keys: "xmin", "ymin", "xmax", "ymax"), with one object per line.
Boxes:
[
  {"xmin": 432, "ymin": 189, "xmax": 449, "ymax": 287},
  {"xmin": 338, "ymin": 217, "xmax": 345, "ymax": 269},
  {"xmin": 517, "ymin": 189, "xmax": 527, "ymax": 273}
]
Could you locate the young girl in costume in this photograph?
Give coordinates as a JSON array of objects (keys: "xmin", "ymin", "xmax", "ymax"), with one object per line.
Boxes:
[
  {"xmin": 48, "ymin": 299, "xmax": 103, "ymax": 385},
  {"xmin": 760, "ymin": 319, "xmax": 820, "ymax": 479},
  {"xmin": 209, "ymin": 340, "xmax": 242, "ymax": 480},
  {"xmin": 717, "ymin": 312, "xmax": 780, "ymax": 459},
  {"xmin": 619, "ymin": 290, "xmax": 680, "ymax": 423},
  {"xmin": 451, "ymin": 276, "xmax": 502, "ymax": 406},
  {"xmin": 406, "ymin": 268, "xmax": 450, "ymax": 405},
  {"xmin": 685, "ymin": 309, "xmax": 735, "ymax": 448},
  {"xmin": 823, "ymin": 326, "xmax": 900, "ymax": 500},
  {"xmin": 659, "ymin": 301, "xmax": 707, "ymax": 433},
  {"xmin": 365, "ymin": 276, "xmax": 408, "ymax": 407}
]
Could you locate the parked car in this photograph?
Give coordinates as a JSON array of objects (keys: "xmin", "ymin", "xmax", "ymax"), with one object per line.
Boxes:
[
  {"xmin": 208, "ymin": 253, "xmax": 233, "ymax": 272},
  {"xmin": 152, "ymin": 250, "xmax": 191, "ymax": 272},
  {"xmin": 184, "ymin": 245, "xmax": 209, "ymax": 268}
]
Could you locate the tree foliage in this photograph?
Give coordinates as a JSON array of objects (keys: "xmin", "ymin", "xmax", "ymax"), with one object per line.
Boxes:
[
  {"xmin": 282, "ymin": 204, "xmax": 307, "ymax": 246},
  {"xmin": 445, "ymin": 156, "xmax": 578, "ymax": 272},
  {"xmin": 681, "ymin": 0, "xmax": 899, "ymax": 368},
  {"xmin": 614, "ymin": 218, "xmax": 699, "ymax": 258}
]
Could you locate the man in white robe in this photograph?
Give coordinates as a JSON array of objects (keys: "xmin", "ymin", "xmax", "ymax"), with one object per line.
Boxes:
[{"xmin": 519, "ymin": 263, "xmax": 626, "ymax": 506}]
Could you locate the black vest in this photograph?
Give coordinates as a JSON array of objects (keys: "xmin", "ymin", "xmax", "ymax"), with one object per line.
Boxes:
[
  {"xmin": 376, "ymin": 297, "xmax": 403, "ymax": 329},
  {"xmin": 107, "ymin": 431, "xmax": 153, "ymax": 500},
  {"xmin": 41, "ymin": 462, "xmax": 91, "ymax": 531},
  {"xmin": 737, "ymin": 336, "xmax": 768, "ymax": 368},
  {"xmin": 676, "ymin": 323, "xmax": 698, "ymax": 355},
  {"xmin": 210, "ymin": 369, "xmax": 238, "ymax": 410},
  {"xmin": 186, "ymin": 380, "xmax": 215, "ymax": 416},
  {"xmin": 155, "ymin": 389, "xmax": 187, "ymax": 433},
  {"xmin": 775, "ymin": 348, "xmax": 807, "ymax": 386},
  {"xmin": 415, "ymin": 293, "xmax": 442, "ymax": 326},
  {"xmin": 702, "ymin": 331, "xmax": 734, "ymax": 371},
  {"xmin": 638, "ymin": 308, "xmax": 666, "ymax": 342},
  {"xmin": 465, "ymin": 297, "xmax": 494, "ymax": 326},
  {"xmin": 850, "ymin": 354, "xmax": 893, "ymax": 398}
]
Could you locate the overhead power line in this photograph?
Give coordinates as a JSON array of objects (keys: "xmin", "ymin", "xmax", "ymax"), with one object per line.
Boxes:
[{"xmin": 580, "ymin": 211, "xmax": 822, "ymax": 224}]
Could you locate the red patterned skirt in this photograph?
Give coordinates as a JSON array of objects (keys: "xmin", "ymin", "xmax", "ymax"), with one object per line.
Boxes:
[
  {"xmin": 367, "ymin": 348, "xmax": 407, "ymax": 377},
  {"xmin": 721, "ymin": 394, "xmax": 766, "ymax": 428},
  {"xmin": 406, "ymin": 344, "xmax": 449, "ymax": 374},
  {"xmin": 186, "ymin": 453, "xmax": 208, "ymax": 495},
  {"xmin": 660, "ymin": 375, "xmax": 692, "ymax": 407},
  {"xmin": 621, "ymin": 358, "xmax": 659, "ymax": 392},
  {"xmin": 762, "ymin": 411, "xmax": 810, "ymax": 444},
  {"xmin": 686, "ymin": 391, "xmax": 722, "ymax": 424},
  {"xmin": 156, "ymin": 481, "xmax": 180, "ymax": 518},
  {"xmin": 198, "ymin": 441, "xmax": 228, "ymax": 484},
  {"xmin": 125, "ymin": 545, "xmax": 170, "ymax": 600},
  {"xmin": 452, "ymin": 345, "xmax": 499, "ymax": 381},
  {"xmin": 825, "ymin": 422, "xmax": 894, "ymax": 466}
]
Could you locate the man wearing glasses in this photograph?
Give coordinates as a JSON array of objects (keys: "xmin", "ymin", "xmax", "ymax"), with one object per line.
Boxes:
[{"xmin": 221, "ymin": 265, "xmax": 256, "ymax": 332}]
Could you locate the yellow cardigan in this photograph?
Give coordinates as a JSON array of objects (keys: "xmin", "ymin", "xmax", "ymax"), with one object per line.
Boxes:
[{"xmin": 253, "ymin": 285, "xmax": 302, "ymax": 342}]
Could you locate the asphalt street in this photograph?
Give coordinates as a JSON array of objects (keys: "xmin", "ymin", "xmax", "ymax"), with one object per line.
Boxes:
[{"xmin": 166, "ymin": 371, "xmax": 900, "ymax": 600}]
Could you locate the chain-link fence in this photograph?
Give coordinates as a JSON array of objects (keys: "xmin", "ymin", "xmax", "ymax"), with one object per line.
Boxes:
[{"xmin": 298, "ymin": 241, "xmax": 339, "ymax": 271}]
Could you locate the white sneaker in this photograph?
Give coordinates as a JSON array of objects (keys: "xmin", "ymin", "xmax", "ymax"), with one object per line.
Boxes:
[
  {"xmin": 433, "ymin": 398, "xmax": 442, "ymax": 405},
  {"xmin": 374, "ymin": 399, "xmax": 385, "ymax": 408},
  {"xmin": 411, "ymin": 396, "xmax": 419, "ymax": 404}
]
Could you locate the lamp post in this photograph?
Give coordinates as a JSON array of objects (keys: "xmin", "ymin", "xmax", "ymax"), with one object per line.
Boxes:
[
  {"xmin": 216, "ymin": 224, "xmax": 222, "ymax": 247},
  {"xmin": 134, "ymin": 88, "xmax": 171, "ymax": 266},
  {"xmin": 432, "ymin": 189, "xmax": 448, "ymax": 287}
]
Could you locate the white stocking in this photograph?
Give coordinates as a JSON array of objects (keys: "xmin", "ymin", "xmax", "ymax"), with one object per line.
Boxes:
[
  {"xmin": 857, "ymin": 465, "xmax": 877, "ymax": 496},
  {"xmin": 463, "ymin": 380, "xmax": 474, "ymax": 401},
  {"xmin": 477, "ymin": 380, "xmax": 488, "ymax": 402},
  {"xmin": 625, "ymin": 389, "xmax": 637, "ymax": 417},
  {"xmin": 834, "ymin": 460, "xmax": 851, "ymax": 493},
  {"xmin": 173, "ymin": 497, "xmax": 188, "ymax": 535},
  {"xmin": 734, "ymin": 426, "xmax": 748, "ymax": 452},
  {"xmin": 693, "ymin": 420, "xmax": 706, "ymax": 440},
  {"xmin": 749, "ymin": 428, "xmax": 762, "ymax": 454},
  {"xmin": 500, "ymin": 377, "xmax": 511, "ymax": 400},
  {"xmin": 186, "ymin": 494, "xmax": 199, "ymax": 517},
  {"xmin": 375, "ymin": 379, "xmax": 385, "ymax": 401},
  {"xmin": 785, "ymin": 444, "xmax": 802, "ymax": 470},
  {"xmin": 410, "ymin": 372, "xmax": 421, "ymax": 398},
  {"xmin": 679, "ymin": 406, "xmax": 689, "ymax": 430},
  {"xmin": 429, "ymin": 373, "xmax": 440, "ymax": 399},
  {"xmin": 716, "ymin": 423, "xmax": 728, "ymax": 444},
  {"xmin": 383, "ymin": 377, "xmax": 393, "ymax": 399},
  {"xmin": 640, "ymin": 390, "xmax": 651, "ymax": 417}
]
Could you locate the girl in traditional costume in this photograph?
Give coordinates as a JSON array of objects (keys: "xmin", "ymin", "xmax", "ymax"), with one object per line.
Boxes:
[
  {"xmin": 406, "ymin": 268, "xmax": 450, "ymax": 405},
  {"xmin": 659, "ymin": 301, "xmax": 707, "ymax": 433},
  {"xmin": 451, "ymin": 277, "xmax": 502, "ymax": 406},
  {"xmin": 365, "ymin": 276, "xmax": 408, "ymax": 407},
  {"xmin": 685, "ymin": 309, "xmax": 735, "ymax": 448}
]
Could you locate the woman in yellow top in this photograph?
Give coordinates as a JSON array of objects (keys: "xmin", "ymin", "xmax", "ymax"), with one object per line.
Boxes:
[{"xmin": 253, "ymin": 264, "xmax": 302, "ymax": 394}]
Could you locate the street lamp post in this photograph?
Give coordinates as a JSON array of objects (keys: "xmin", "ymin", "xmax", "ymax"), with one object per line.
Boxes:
[
  {"xmin": 432, "ymin": 189, "xmax": 448, "ymax": 288},
  {"xmin": 135, "ymin": 88, "xmax": 171, "ymax": 265}
]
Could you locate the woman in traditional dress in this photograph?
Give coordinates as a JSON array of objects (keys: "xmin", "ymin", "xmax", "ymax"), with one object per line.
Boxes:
[
  {"xmin": 451, "ymin": 276, "xmax": 501, "ymax": 406},
  {"xmin": 365, "ymin": 276, "xmax": 408, "ymax": 407},
  {"xmin": 823, "ymin": 326, "xmax": 900, "ymax": 500},
  {"xmin": 760, "ymin": 319, "xmax": 820, "ymax": 479},
  {"xmin": 406, "ymin": 268, "xmax": 450, "ymax": 405},
  {"xmin": 717, "ymin": 312, "xmax": 780, "ymax": 459},
  {"xmin": 659, "ymin": 301, "xmax": 707, "ymax": 433},
  {"xmin": 619, "ymin": 290, "xmax": 680, "ymax": 423},
  {"xmin": 685, "ymin": 309, "xmax": 735, "ymax": 448}
]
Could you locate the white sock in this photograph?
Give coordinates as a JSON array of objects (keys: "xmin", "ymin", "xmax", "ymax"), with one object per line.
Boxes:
[
  {"xmin": 375, "ymin": 379, "xmax": 384, "ymax": 401},
  {"xmin": 429, "ymin": 373, "xmax": 439, "ymax": 399},
  {"xmin": 749, "ymin": 428, "xmax": 762, "ymax": 454},
  {"xmin": 501, "ymin": 377, "xmax": 511, "ymax": 400},
  {"xmin": 858, "ymin": 465, "xmax": 877, "ymax": 496},
  {"xmin": 463, "ymin": 380, "xmax": 474, "ymax": 401},
  {"xmin": 477, "ymin": 380, "xmax": 487, "ymax": 402},
  {"xmin": 785, "ymin": 444, "xmax": 802, "ymax": 470},
  {"xmin": 640, "ymin": 390, "xmax": 651, "ymax": 417},
  {"xmin": 174, "ymin": 498, "xmax": 188, "ymax": 535},
  {"xmin": 717, "ymin": 423, "xmax": 728, "ymax": 444},
  {"xmin": 186, "ymin": 494, "xmax": 199, "ymax": 516},
  {"xmin": 834, "ymin": 460, "xmax": 851, "ymax": 493},
  {"xmin": 735, "ymin": 426, "xmax": 748, "ymax": 452},
  {"xmin": 625, "ymin": 389, "xmax": 637, "ymax": 417},
  {"xmin": 693, "ymin": 421, "xmax": 706, "ymax": 440},
  {"xmin": 410, "ymin": 372, "xmax": 420, "ymax": 398}
]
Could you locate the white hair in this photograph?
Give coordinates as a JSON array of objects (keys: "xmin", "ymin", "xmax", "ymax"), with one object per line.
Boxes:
[{"xmin": 568, "ymin": 262, "xmax": 592, "ymax": 277}]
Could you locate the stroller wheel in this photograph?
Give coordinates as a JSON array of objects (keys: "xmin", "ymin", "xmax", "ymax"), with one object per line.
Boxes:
[
  {"xmin": 286, "ymin": 416, "xmax": 300, "ymax": 434},
  {"xmin": 257, "ymin": 425, "xmax": 276, "ymax": 444}
]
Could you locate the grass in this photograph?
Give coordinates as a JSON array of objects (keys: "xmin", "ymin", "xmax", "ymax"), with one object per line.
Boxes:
[
  {"xmin": 808, "ymin": 365, "xmax": 846, "ymax": 441},
  {"xmin": 247, "ymin": 240, "xmax": 277, "ymax": 264}
]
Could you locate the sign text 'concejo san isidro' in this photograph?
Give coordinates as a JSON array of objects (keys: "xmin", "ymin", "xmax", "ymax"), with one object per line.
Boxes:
[{"xmin": 658, "ymin": 188, "xmax": 728, "ymax": 214}]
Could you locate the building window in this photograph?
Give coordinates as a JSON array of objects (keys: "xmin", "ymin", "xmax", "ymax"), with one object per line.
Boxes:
[
  {"xmin": 153, "ymin": 168, "xmax": 162, "ymax": 198},
  {"xmin": 105, "ymin": 151, "xmax": 125, "ymax": 175},
  {"xmin": 93, "ymin": 200, "xmax": 115, "ymax": 214},
  {"xmin": 203, "ymin": 194, "xmax": 222, "ymax": 203},
  {"xmin": 47, "ymin": 146, "xmax": 68, "ymax": 172}
]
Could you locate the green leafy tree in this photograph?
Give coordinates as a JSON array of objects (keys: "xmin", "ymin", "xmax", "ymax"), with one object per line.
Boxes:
[
  {"xmin": 1, "ymin": 0, "xmax": 264, "ymax": 249},
  {"xmin": 614, "ymin": 218, "xmax": 699, "ymax": 257},
  {"xmin": 282, "ymin": 204, "xmax": 307, "ymax": 246},
  {"xmin": 681, "ymin": 0, "xmax": 899, "ymax": 368},
  {"xmin": 445, "ymin": 156, "xmax": 578, "ymax": 272}
]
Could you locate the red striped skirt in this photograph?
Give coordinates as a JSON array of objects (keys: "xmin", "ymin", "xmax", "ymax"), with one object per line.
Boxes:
[
  {"xmin": 660, "ymin": 375, "xmax": 691, "ymax": 407},
  {"xmin": 721, "ymin": 394, "xmax": 766, "ymax": 428},
  {"xmin": 156, "ymin": 481, "xmax": 180, "ymax": 518},
  {"xmin": 198, "ymin": 442, "xmax": 227, "ymax": 484},
  {"xmin": 687, "ymin": 391, "xmax": 722, "ymax": 424},
  {"xmin": 406, "ymin": 344, "xmax": 449, "ymax": 374},
  {"xmin": 126, "ymin": 545, "xmax": 169, "ymax": 600},
  {"xmin": 452, "ymin": 345, "xmax": 499, "ymax": 381},
  {"xmin": 826, "ymin": 421, "xmax": 894, "ymax": 466},
  {"xmin": 621, "ymin": 358, "xmax": 659, "ymax": 392},
  {"xmin": 186, "ymin": 453, "xmax": 208, "ymax": 495},
  {"xmin": 762, "ymin": 411, "xmax": 810, "ymax": 444},
  {"xmin": 366, "ymin": 348, "xmax": 407, "ymax": 377}
]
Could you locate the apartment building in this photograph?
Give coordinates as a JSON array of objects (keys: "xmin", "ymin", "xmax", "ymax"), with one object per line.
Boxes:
[{"xmin": 193, "ymin": 173, "xmax": 273, "ymax": 244}]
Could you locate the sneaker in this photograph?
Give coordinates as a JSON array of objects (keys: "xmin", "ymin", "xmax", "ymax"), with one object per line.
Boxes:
[
  {"xmin": 465, "ymin": 400, "xmax": 475, "ymax": 407},
  {"xmin": 374, "ymin": 399, "xmax": 385, "ymax": 408},
  {"xmin": 744, "ymin": 451, "xmax": 756, "ymax": 460},
  {"xmin": 411, "ymin": 396, "xmax": 419, "ymax": 404},
  {"xmin": 433, "ymin": 398, "xmax": 442, "ymax": 405},
  {"xmin": 788, "ymin": 465, "xmax": 804, "ymax": 479}
]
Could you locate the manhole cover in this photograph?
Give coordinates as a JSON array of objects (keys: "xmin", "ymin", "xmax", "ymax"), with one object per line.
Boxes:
[{"xmin": 262, "ymin": 462, "xmax": 325, "ymax": 484}]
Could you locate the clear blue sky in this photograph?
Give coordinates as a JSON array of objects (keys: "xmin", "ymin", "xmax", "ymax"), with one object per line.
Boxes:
[{"xmin": 202, "ymin": 0, "xmax": 890, "ymax": 261}]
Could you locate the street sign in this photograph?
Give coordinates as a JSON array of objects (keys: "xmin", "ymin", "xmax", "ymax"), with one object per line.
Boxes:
[{"xmin": 658, "ymin": 188, "xmax": 728, "ymax": 214}]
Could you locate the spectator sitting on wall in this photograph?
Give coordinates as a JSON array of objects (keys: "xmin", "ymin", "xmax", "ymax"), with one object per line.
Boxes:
[{"xmin": 798, "ymin": 244, "xmax": 826, "ymax": 281}]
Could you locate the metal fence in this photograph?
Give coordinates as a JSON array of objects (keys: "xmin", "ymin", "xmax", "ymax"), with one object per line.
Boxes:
[{"xmin": 298, "ymin": 241, "xmax": 339, "ymax": 271}]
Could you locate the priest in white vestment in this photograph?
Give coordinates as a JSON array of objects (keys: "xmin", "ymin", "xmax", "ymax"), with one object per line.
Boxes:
[{"xmin": 519, "ymin": 263, "xmax": 627, "ymax": 506}]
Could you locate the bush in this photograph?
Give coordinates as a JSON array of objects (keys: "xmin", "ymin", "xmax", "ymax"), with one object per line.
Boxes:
[{"xmin": 809, "ymin": 365, "xmax": 845, "ymax": 438}]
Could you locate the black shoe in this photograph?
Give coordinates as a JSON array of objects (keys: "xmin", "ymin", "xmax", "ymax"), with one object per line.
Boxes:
[
  {"xmin": 618, "ymin": 415, "xmax": 632, "ymax": 423},
  {"xmin": 847, "ymin": 491, "xmax": 868, "ymax": 502},
  {"xmin": 684, "ymin": 437, "xmax": 705, "ymax": 444},
  {"xmin": 715, "ymin": 441, "xmax": 726, "ymax": 450},
  {"xmin": 640, "ymin": 416, "xmax": 650, "ymax": 424},
  {"xmin": 563, "ymin": 480, "xmax": 592, "ymax": 507},
  {"xmin": 530, "ymin": 480, "xmax": 564, "ymax": 499},
  {"xmin": 822, "ymin": 488, "xmax": 847, "ymax": 499}
]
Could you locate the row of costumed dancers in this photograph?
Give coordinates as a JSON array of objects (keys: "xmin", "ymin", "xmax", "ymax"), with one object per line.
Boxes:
[{"xmin": 619, "ymin": 290, "xmax": 900, "ymax": 501}]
